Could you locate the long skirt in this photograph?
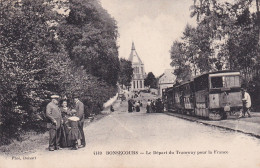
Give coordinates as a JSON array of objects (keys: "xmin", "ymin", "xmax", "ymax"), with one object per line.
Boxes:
[
  {"xmin": 136, "ymin": 106, "xmax": 140, "ymax": 112},
  {"xmin": 60, "ymin": 124, "xmax": 73, "ymax": 147},
  {"xmin": 68, "ymin": 128, "xmax": 82, "ymax": 141},
  {"xmin": 146, "ymin": 105, "xmax": 150, "ymax": 113},
  {"xmin": 128, "ymin": 104, "xmax": 133, "ymax": 112}
]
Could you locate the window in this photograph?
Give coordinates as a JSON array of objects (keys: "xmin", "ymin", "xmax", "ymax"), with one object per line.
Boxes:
[
  {"xmin": 225, "ymin": 76, "xmax": 240, "ymax": 87},
  {"xmin": 140, "ymin": 81, "xmax": 142, "ymax": 88},
  {"xmin": 211, "ymin": 77, "xmax": 223, "ymax": 88},
  {"xmin": 210, "ymin": 76, "xmax": 240, "ymax": 88},
  {"xmin": 133, "ymin": 81, "xmax": 135, "ymax": 89}
]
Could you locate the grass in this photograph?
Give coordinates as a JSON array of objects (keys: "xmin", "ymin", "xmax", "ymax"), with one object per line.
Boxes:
[{"xmin": 0, "ymin": 113, "xmax": 109, "ymax": 157}]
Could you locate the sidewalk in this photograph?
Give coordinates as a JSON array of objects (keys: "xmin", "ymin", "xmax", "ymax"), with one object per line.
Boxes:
[{"xmin": 164, "ymin": 111, "xmax": 260, "ymax": 138}]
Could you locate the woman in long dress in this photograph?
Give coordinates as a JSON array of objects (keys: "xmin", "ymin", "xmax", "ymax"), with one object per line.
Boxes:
[
  {"xmin": 135, "ymin": 101, "xmax": 140, "ymax": 112},
  {"xmin": 67, "ymin": 110, "xmax": 82, "ymax": 150},
  {"xmin": 60, "ymin": 100, "xmax": 72, "ymax": 148},
  {"xmin": 128, "ymin": 100, "xmax": 133, "ymax": 112}
]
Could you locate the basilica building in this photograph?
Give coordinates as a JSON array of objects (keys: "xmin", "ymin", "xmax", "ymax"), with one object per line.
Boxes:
[{"xmin": 128, "ymin": 42, "xmax": 146, "ymax": 91}]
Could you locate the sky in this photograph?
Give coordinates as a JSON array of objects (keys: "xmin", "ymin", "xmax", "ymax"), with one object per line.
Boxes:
[{"xmin": 100, "ymin": 0, "xmax": 197, "ymax": 76}]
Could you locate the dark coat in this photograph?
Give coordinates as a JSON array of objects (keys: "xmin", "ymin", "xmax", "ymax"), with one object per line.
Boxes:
[
  {"xmin": 46, "ymin": 102, "xmax": 62, "ymax": 129},
  {"xmin": 128, "ymin": 100, "xmax": 133, "ymax": 112},
  {"xmin": 75, "ymin": 100, "xmax": 84, "ymax": 123}
]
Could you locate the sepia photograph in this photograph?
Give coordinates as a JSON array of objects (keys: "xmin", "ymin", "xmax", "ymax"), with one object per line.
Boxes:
[{"xmin": 1, "ymin": 0, "xmax": 260, "ymax": 167}]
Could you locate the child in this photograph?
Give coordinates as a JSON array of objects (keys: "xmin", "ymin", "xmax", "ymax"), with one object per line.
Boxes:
[{"xmin": 67, "ymin": 109, "xmax": 82, "ymax": 150}]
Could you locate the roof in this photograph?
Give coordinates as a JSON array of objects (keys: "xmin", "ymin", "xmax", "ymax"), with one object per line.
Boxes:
[
  {"xmin": 194, "ymin": 70, "xmax": 240, "ymax": 79},
  {"xmin": 128, "ymin": 42, "xmax": 143, "ymax": 64}
]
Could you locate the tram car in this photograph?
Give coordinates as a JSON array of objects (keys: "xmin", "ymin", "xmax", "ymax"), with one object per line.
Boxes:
[
  {"xmin": 162, "ymin": 70, "xmax": 243, "ymax": 120},
  {"xmin": 179, "ymin": 81, "xmax": 195, "ymax": 115},
  {"xmin": 162, "ymin": 87, "xmax": 174, "ymax": 112}
]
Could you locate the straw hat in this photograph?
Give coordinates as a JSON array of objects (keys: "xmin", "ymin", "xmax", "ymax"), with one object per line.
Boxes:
[
  {"xmin": 68, "ymin": 116, "xmax": 80, "ymax": 121},
  {"xmin": 51, "ymin": 95, "xmax": 60, "ymax": 99}
]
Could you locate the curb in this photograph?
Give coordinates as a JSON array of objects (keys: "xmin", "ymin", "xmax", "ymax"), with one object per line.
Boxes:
[{"xmin": 164, "ymin": 112, "xmax": 260, "ymax": 139}]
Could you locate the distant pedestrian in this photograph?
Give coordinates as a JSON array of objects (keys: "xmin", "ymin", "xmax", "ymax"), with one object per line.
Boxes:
[
  {"xmin": 132, "ymin": 100, "xmax": 136, "ymax": 112},
  {"xmin": 151, "ymin": 100, "xmax": 156, "ymax": 113},
  {"xmin": 110, "ymin": 105, "xmax": 114, "ymax": 112},
  {"xmin": 135, "ymin": 101, "xmax": 140, "ymax": 112},
  {"xmin": 156, "ymin": 98, "xmax": 163, "ymax": 113},
  {"xmin": 128, "ymin": 99, "xmax": 133, "ymax": 112},
  {"xmin": 240, "ymin": 88, "xmax": 252, "ymax": 118},
  {"xmin": 46, "ymin": 95, "xmax": 62, "ymax": 151},
  {"xmin": 146, "ymin": 99, "xmax": 151, "ymax": 113}
]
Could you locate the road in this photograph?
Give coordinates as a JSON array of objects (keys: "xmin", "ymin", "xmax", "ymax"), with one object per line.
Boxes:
[{"xmin": 2, "ymin": 93, "xmax": 260, "ymax": 168}]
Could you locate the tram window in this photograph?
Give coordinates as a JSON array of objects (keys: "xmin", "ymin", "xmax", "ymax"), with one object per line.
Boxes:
[
  {"xmin": 211, "ymin": 76, "xmax": 240, "ymax": 88},
  {"xmin": 225, "ymin": 76, "xmax": 240, "ymax": 87},
  {"xmin": 211, "ymin": 77, "xmax": 223, "ymax": 88}
]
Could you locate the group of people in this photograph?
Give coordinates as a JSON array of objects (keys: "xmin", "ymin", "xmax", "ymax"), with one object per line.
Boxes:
[
  {"xmin": 146, "ymin": 98, "xmax": 164, "ymax": 113},
  {"xmin": 46, "ymin": 94, "xmax": 86, "ymax": 151},
  {"xmin": 128, "ymin": 99, "xmax": 143, "ymax": 112}
]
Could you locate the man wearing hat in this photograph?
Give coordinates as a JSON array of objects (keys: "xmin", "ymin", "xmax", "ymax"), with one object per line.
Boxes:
[
  {"xmin": 46, "ymin": 95, "xmax": 62, "ymax": 151},
  {"xmin": 74, "ymin": 95, "xmax": 86, "ymax": 147},
  {"xmin": 240, "ymin": 88, "xmax": 252, "ymax": 118}
]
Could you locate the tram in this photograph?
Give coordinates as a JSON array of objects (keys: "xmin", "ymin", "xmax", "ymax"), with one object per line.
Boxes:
[{"xmin": 162, "ymin": 70, "xmax": 243, "ymax": 120}]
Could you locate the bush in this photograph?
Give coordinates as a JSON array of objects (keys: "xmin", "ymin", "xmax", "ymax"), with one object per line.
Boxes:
[{"xmin": 0, "ymin": 0, "xmax": 119, "ymax": 145}]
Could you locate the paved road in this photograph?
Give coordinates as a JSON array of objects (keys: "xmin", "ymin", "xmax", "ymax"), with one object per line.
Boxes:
[{"xmin": 3, "ymin": 95, "xmax": 260, "ymax": 168}]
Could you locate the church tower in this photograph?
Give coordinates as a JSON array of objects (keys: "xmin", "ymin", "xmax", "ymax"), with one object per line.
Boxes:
[{"xmin": 128, "ymin": 42, "xmax": 146, "ymax": 91}]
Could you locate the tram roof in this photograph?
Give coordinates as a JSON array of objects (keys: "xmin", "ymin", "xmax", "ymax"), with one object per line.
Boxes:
[
  {"xmin": 194, "ymin": 70, "xmax": 240, "ymax": 79},
  {"xmin": 171, "ymin": 70, "xmax": 240, "ymax": 89},
  {"xmin": 174, "ymin": 80, "xmax": 193, "ymax": 88}
]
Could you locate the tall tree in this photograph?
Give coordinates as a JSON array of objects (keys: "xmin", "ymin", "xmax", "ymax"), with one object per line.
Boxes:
[
  {"xmin": 144, "ymin": 72, "xmax": 157, "ymax": 89},
  {"xmin": 59, "ymin": 0, "xmax": 120, "ymax": 86},
  {"xmin": 170, "ymin": 41, "xmax": 192, "ymax": 82},
  {"xmin": 0, "ymin": 0, "xmax": 121, "ymax": 145},
  {"xmin": 118, "ymin": 58, "xmax": 133, "ymax": 87}
]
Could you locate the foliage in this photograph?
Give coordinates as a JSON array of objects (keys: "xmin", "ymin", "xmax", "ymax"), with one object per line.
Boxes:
[
  {"xmin": 170, "ymin": 41, "xmax": 192, "ymax": 82},
  {"xmin": 0, "ymin": 0, "xmax": 119, "ymax": 145},
  {"xmin": 170, "ymin": 0, "xmax": 260, "ymax": 109},
  {"xmin": 59, "ymin": 0, "xmax": 120, "ymax": 86},
  {"xmin": 144, "ymin": 72, "xmax": 157, "ymax": 89},
  {"xmin": 118, "ymin": 58, "xmax": 133, "ymax": 87}
]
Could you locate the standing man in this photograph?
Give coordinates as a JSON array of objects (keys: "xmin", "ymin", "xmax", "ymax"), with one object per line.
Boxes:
[
  {"xmin": 74, "ymin": 95, "xmax": 86, "ymax": 147},
  {"xmin": 146, "ymin": 99, "xmax": 151, "ymax": 113},
  {"xmin": 240, "ymin": 88, "xmax": 252, "ymax": 118},
  {"xmin": 46, "ymin": 95, "xmax": 62, "ymax": 151}
]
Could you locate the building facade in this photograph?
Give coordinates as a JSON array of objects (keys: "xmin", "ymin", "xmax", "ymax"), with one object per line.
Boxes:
[
  {"xmin": 158, "ymin": 69, "xmax": 176, "ymax": 96},
  {"xmin": 128, "ymin": 42, "xmax": 146, "ymax": 91}
]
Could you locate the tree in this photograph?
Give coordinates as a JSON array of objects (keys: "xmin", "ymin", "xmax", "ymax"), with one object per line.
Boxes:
[
  {"xmin": 144, "ymin": 72, "xmax": 157, "ymax": 88},
  {"xmin": 59, "ymin": 0, "xmax": 120, "ymax": 86},
  {"xmin": 118, "ymin": 58, "xmax": 133, "ymax": 87},
  {"xmin": 0, "ymin": 0, "xmax": 59, "ymax": 144},
  {"xmin": 0, "ymin": 0, "xmax": 120, "ymax": 145},
  {"xmin": 184, "ymin": 0, "xmax": 260, "ymax": 78},
  {"xmin": 170, "ymin": 41, "xmax": 192, "ymax": 82},
  {"xmin": 186, "ymin": 0, "xmax": 260, "ymax": 111}
]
